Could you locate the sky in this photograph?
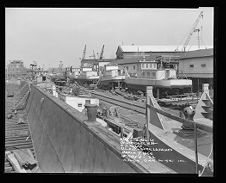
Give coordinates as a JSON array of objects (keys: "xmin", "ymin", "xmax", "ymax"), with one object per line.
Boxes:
[{"xmin": 5, "ymin": 7, "xmax": 214, "ymax": 69}]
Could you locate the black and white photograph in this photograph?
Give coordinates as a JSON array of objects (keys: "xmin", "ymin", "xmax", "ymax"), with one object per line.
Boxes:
[{"xmin": 5, "ymin": 7, "xmax": 214, "ymax": 175}]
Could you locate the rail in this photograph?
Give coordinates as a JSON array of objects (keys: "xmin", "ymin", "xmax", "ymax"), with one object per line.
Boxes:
[{"xmin": 146, "ymin": 103, "xmax": 206, "ymax": 128}]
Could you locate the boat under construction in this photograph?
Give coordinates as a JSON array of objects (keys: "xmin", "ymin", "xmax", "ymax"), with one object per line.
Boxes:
[
  {"xmin": 5, "ymin": 75, "xmax": 213, "ymax": 175},
  {"xmin": 80, "ymin": 55, "xmax": 193, "ymax": 99}
]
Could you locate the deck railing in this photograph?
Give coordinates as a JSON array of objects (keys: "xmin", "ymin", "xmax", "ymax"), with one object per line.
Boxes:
[{"xmin": 145, "ymin": 86, "xmax": 200, "ymax": 174}]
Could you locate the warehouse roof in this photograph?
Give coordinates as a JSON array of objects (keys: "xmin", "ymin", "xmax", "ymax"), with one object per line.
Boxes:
[
  {"xmin": 180, "ymin": 48, "xmax": 213, "ymax": 59},
  {"xmin": 117, "ymin": 45, "xmax": 213, "ymax": 53},
  {"xmin": 81, "ymin": 58, "xmax": 115, "ymax": 62},
  {"xmin": 112, "ymin": 55, "xmax": 158, "ymax": 65},
  {"xmin": 117, "ymin": 45, "xmax": 182, "ymax": 53}
]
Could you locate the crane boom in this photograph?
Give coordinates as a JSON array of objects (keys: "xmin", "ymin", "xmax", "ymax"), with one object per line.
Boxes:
[
  {"xmin": 183, "ymin": 11, "xmax": 203, "ymax": 51},
  {"xmin": 99, "ymin": 44, "xmax": 105, "ymax": 59}
]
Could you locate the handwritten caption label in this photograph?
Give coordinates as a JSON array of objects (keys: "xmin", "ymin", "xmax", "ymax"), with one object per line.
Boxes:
[{"xmin": 120, "ymin": 138, "xmax": 186, "ymax": 163}]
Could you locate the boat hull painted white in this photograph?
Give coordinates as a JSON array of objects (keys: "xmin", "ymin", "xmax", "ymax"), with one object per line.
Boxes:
[{"xmin": 125, "ymin": 78, "xmax": 192, "ymax": 88}]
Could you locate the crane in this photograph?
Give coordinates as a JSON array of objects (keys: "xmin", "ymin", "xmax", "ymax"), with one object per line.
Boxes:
[
  {"xmin": 99, "ymin": 44, "xmax": 105, "ymax": 59},
  {"xmin": 194, "ymin": 28, "xmax": 201, "ymax": 49},
  {"xmin": 176, "ymin": 11, "xmax": 204, "ymax": 52},
  {"xmin": 82, "ymin": 44, "xmax": 86, "ymax": 60}
]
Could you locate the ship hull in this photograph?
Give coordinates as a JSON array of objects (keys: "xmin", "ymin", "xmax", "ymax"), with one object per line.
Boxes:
[
  {"xmin": 125, "ymin": 78, "xmax": 192, "ymax": 88},
  {"xmin": 98, "ymin": 76, "xmax": 126, "ymax": 89},
  {"xmin": 124, "ymin": 78, "xmax": 192, "ymax": 98},
  {"xmin": 74, "ymin": 76, "xmax": 99, "ymax": 87}
]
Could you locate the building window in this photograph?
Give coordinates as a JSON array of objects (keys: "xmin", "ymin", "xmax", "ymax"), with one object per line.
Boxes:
[
  {"xmin": 147, "ymin": 72, "xmax": 150, "ymax": 77},
  {"xmin": 145, "ymin": 63, "xmax": 148, "ymax": 68},
  {"xmin": 201, "ymin": 64, "xmax": 206, "ymax": 67},
  {"xmin": 152, "ymin": 72, "xmax": 156, "ymax": 78},
  {"xmin": 133, "ymin": 65, "xmax": 136, "ymax": 70},
  {"xmin": 85, "ymin": 100, "xmax": 90, "ymax": 104},
  {"xmin": 190, "ymin": 64, "xmax": 194, "ymax": 68},
  {"xmin": 150, "ymin": 63, "xmax": 152, "ymax": 68}
]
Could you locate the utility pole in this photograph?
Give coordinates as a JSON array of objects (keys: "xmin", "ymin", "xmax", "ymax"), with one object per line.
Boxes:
[
  {"xmin": 30, "ymin": 64, "xmax": 36, "ymax": 81},
  {"xmin": 93, "ymin": 50, "xmax": 96, "ymax": 60},
  {"xmin": 59, "ymin": 61, "xmax": 63, "ymax": 73}
]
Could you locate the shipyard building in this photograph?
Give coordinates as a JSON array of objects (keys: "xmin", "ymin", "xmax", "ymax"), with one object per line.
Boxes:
[
  {"xmin": 6, "ymin": 60, "xmax": 26, "ymax": 79},
  {"xmin": 115, "ymin": 45, "xmax": 184, "ymax": 59},
  {"xmin": 178, "ymin": 48, "xmax": 213, "ymax": 93}
]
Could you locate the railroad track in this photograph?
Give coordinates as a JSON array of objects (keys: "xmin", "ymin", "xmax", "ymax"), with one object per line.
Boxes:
[
  {"xmin": 90, "ymin": 90, "xmax": 182, "ymax": 131},
  {"xmin": 91, "ymin": 91, "xmax": 146, "ymax": 114},
  {"xmin": 5, "ymin": 83, "xmax": 39, "ymax": 173},
  {"xmin": 91, "ymin": 90, "xmax": 180, "ymax": 117}
]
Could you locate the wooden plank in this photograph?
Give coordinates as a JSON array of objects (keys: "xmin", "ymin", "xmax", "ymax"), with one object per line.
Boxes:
[
  {"xmin": 12, "ymin": 149, "xmax": 38, "ymax": 168},
  {"xmin": 5, "ymin": 151, "xmax": 27, "ymax": 173}
]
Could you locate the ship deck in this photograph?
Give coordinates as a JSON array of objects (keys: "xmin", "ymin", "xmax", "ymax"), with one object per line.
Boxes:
[{"xmin": 159, "ymin": 119, "xmax": 213, "ymax": 159}]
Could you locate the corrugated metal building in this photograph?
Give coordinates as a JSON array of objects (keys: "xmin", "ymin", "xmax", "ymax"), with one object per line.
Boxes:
[
  {"xmin": 116, "ymin": 45, "xmax": 184, "ymax": 59},
  {"xmin": 178, "ymin": 48, "xmax": 213, "ymax": 92}
]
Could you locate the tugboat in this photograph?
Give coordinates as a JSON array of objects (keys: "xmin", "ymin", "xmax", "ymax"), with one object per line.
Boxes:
[
  {"xmin": 124, "ymin": 55, "xmax": 192, "ymax": 98},
  {"xmin": 97, "ymin": 64, "xmax": 126, "ymax": 90},
  {"xmin": 75, "ymin": 64, "xmax": 99, "ymax": 89},
  {"xmin": 76, "ymin": 70, "xmax": 99, "ymax": 88}
]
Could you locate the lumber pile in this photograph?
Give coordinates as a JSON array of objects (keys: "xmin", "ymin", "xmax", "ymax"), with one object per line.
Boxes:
[{"xmin": 5, "ymin": 149, "xmax": 38, "ymax": 173}]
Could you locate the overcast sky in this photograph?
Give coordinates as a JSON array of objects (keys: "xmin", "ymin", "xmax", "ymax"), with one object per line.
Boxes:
[{"xmin": 5, "ymin": 7, "xmax": 213, "ymax": 68}]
